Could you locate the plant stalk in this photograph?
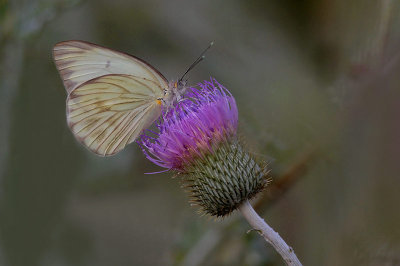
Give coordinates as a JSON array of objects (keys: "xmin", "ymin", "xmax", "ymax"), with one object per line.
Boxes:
[{"xmin": 239, "ymin": 200, "xmax": 302, "ymax": 266}]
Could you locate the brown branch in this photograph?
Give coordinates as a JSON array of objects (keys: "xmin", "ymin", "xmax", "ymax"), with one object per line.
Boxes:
[{"xmin": 254, "ymin": 146, "xmax": 318, "ymax": 211}]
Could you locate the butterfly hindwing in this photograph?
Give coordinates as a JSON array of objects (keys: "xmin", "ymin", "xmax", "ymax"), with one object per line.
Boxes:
[{"xmin": 67, "ymin": 74, "xmax": 164, "ymax": 156}]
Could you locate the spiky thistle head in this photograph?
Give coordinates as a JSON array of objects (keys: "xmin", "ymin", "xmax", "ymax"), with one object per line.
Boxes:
[{"xmin": 138, "ymin": 78, "xmax": 268, "ymax": 217}]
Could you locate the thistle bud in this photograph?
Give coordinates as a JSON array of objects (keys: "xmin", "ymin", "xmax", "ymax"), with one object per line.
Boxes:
[{"xmin": 138, "ymin": 78, "xmax": 268, "ymax": 217}]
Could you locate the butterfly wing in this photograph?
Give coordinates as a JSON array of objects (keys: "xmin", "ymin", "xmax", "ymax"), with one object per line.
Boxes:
[
  {"xmin": 67, "ymin": 74, "xmax": 164, "ymax": 156},
  {"xmin": 53, "ymin": 40, "xmax": 169, "ymax": 155},
  {"xmin": 53, "ymin": 40, "xmax": 168, "ymax": 94}
]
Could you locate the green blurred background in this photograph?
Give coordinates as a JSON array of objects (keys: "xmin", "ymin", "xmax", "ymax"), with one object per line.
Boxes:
[{"xmin": 1, "ymin": 0, "xmax": 400, "ymax": 265}]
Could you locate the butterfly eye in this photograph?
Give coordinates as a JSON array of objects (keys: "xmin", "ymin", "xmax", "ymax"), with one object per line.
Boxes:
[{"xmin": 178, "ymin": 79, "xmax": 187, "ymax": 88}]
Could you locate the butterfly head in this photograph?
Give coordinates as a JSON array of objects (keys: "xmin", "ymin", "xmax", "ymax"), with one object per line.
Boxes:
[
  {"xmin": 162, "ymin": 80, "xmax": 187, "ymax": 110},
  {"xmin": 159, "ymin": 42, "xmax": 213, "ymax": 112}
]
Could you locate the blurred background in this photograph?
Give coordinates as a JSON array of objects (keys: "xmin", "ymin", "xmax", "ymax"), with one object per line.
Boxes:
[{"xmin": 1, "ymin": 0, "xmax": 400, "ymax": 265}]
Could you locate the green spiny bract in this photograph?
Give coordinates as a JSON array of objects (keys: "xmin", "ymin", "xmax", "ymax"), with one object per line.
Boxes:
[{"xmin": 180, "ymin": 141, "xmax": 268, "ymax": 217}]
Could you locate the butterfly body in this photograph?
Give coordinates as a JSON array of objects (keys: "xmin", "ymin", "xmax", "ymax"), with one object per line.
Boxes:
[{"xmin": 53, "ymin": 40, "xmax": 186, "ymax": 156}]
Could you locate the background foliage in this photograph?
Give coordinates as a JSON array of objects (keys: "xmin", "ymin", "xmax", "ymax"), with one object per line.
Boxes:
[{"xmin": 1, "ymin": 0, "xmax": 400, "ymax": 265}]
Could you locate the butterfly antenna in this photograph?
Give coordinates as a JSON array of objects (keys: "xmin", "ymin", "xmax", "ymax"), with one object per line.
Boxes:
[{"xmin": 179, "ymin": 41, "xmax": 214, "ymax": 83}]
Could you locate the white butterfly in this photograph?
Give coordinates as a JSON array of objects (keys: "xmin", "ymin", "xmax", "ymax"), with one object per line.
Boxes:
[{"xmin": 53, "ymin": 40, "xmax": 188, "ymax": 156}]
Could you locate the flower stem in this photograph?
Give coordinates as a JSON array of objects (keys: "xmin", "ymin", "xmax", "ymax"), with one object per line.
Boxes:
[{"xmin": 239, "ymin": 200, "xmax": 302, "ymax": 266}]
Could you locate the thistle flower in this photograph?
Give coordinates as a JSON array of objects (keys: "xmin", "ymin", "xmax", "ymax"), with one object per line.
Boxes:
[
  {"xmin": 138, "ymin": 78, "xmax": 268, "ymax": 217},
  {"xmin": 138, "ymin": 78, "xmax": 302, "ymax": 265}
]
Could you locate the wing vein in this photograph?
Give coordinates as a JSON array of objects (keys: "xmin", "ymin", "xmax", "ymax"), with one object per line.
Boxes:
[
  {"xmin": 87, "ymin": 112, "xmax": 125, "ymax": 149},
  {"xmin": 83, "ymin": 113, "xmax": 115, "ymax": 142},
  {"xmin": 63, "ymin": 71, "xmax": 99, "ymax": 80},
  {"xmin": 107, "ymin": 103, "xmax": 154, "ymax": 154},
  {"xmin": 95, "ymin": 112, "xmax": 132, "ymax": 154},
  {"xmin": 55, "ymin": 55, "xmax": 92, "ymax": 61},
  {"xmin": 58, "ymin": 63, "xmax": 109, "ymax": 71}
]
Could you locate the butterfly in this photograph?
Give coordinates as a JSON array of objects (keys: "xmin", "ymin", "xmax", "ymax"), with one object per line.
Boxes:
[{"xmin": 53, "ymin": 40, "xmax": 211, "ymax": 156}]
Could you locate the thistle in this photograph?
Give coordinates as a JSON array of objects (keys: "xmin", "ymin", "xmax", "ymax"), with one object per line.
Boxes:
[
  {"xmin": 138, "ymin": 78, "xmax": 268, "ymax": 217},
  {"xmin": 138, "ymin": 78, "xmax": 302, "ymax": 265}
]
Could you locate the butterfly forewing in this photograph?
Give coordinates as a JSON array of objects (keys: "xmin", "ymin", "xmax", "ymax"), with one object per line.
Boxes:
[
  {"xmin": 53, "ymin": 40, "xmax": 168, "ymax": 94},
  {"xmin": 67, "ymin": 74, "xmax": 164, "ymax": 156}
]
